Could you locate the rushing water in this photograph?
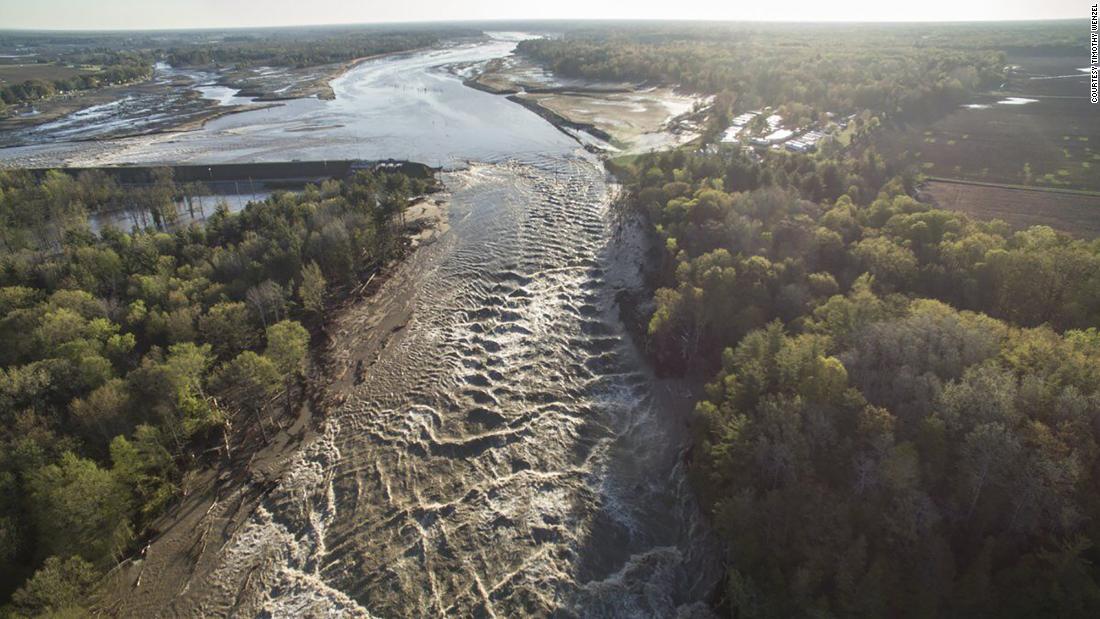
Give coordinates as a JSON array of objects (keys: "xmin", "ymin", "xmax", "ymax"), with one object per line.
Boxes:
[
  {"xmin": 6, "ymin": 34, "xmax": 720, "ymax": 617},
  {"xmin": 165, "ymin": 155, "xmax": 720, "ymax": 617}
]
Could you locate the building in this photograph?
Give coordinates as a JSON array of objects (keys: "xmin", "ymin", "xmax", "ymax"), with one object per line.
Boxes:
[
  {"xmin": 721, "ymin": 125, "xmax": 745, "ymax": 143},
  {"xmin": 753, "ymin": 128, "xmax": 793, "ymax": 146},
  {"xmin": 731, "ymin": 112, "xmax": 759, "ymax": 126},
  {"xmin": 785, "ymin": 129, "xmax": 827, "ymax": 153},
  {"xmin": 720, "ymin": 111, "xmax": 761, "ymax": 144}
]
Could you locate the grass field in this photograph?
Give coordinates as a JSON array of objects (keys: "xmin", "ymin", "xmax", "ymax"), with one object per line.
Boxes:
[
  {"xmin": 921, "ymin": 179, "xmax": 1100, "ymax": 238},
  {"xmin": 0, "ymin": 63, "xmax": 85, "ymax": 85},
  {"xmin": 873, "ymin": 53, "xmax": 1099, "ymax": 192}
]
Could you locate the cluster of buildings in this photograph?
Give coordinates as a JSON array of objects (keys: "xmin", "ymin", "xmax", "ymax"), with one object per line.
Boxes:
[
  {"xmin": 720, "ymin": 111, "xmax": 760, "ymax": 143},
  {"xmin": 720, "ymin": 107, "xmax": 837, "ymax": 154},
  {"xmin": 784, "ymin": 130, "xmax": 825, "ymax": 153}
]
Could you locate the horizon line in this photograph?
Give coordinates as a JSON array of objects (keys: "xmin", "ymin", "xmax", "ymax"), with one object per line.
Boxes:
[{"xmin": 0, "ymin": 15, "xmax": 1088, "ymax": 34}]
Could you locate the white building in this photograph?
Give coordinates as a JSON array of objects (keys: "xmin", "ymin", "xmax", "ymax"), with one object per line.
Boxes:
[
  {"xmin": 762, "ymin": 128, "xmax": 793, "ymax": 144},
  {"xmin": 785, "ymin": 129, "xmax": 827, "ymax": 153},
  {"xmin": 720, "ymin": 111, "xmax": 762, "ymax": 143},
  {"xmin": 731, "ymin": 112, "xmax": 759, "ymax": 126}
]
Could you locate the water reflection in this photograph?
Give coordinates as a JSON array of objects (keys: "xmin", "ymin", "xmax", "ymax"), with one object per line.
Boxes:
[{"xmin": 0, "ymin": 34, "xmax": 578, "ymax": 168}]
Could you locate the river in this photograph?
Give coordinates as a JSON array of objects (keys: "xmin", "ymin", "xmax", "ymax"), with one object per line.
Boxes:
[
  {"xmin": 0, "ymin": 33, "xmax": 574, "ymax": 169},
  {"xmin": 7, "ymin": 33, "xmax": 720, "ymax": 617}
]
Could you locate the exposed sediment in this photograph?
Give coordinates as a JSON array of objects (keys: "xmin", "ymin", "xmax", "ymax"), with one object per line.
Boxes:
[
  {"xmin": 93, "ymin": 184, "xmax": 451, "ymax": 618},
  {"xmin": 51, "ymin": 34, "xmax": 720, "ymax": 616},
  {"xmin": 96, "ymin": 156, "xmax": 718, "ymax": 617},
  {"xmin": 505, "ymin": 94, "xmax": 615, "ymax": 142}
]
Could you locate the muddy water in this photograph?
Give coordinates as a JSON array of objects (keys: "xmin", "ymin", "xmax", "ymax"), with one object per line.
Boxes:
[
  {"xmin": 178, "ymin": 154, "xmax": 719, "ymax": 617},
  {"xmin": 8, "ymin": 34, "xmax": 720, "ymax": 616}
]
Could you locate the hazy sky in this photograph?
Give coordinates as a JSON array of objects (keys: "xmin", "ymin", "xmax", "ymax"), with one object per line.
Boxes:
[{"xmin": 0, "ymin": 0, "xmax": 1085, "ymax": 30}]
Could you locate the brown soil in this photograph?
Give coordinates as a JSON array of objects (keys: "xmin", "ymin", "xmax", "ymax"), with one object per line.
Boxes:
[
  {"xmin": 222, "ymin": 46, "xmax": 434, "ymax": 102},
  {"xmin": 0, "ymin": 84, "xmax": 274, "ymax": 146},
  {"xmin": 0, "ymin": 83, "xmax": 137, "ymax": 133},
  {"xmin": 91, "ymin": 193, "xmax": 449, "ymax": 616},
  {"xmin": 2, "ymin": 46, "xmax": 431, "ymax": 142},
  {"xmin": 920, "ymin": 178, "xmax": 1100, "ymax": 238},
  {"xmin": 0, "ymin": 63, "xmax": 85, "ymax": 84}
]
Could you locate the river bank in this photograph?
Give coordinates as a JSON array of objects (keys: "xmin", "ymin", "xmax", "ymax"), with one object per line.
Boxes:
[
  {"xmin": 9, "ymin": 35, "xmax": 718, "ymax": 615},
  {"xmin": 94, "ymin": 154, "xmax": 717, "ymax": 616},
  {"xmin": 92, "ymin": 187, "xmax": 450, "ymax": 616},
  {"xmin": 0, "ymin": 81, "xmax": 266, "ymax": 148},
  {"xmin": 212, "ymin": 43, "xmax": 445, "ymax": 103},
  {"xmin": 0, "ymin": 35, "xmax": 577, "ymax": 169},
  {"xmin": 0, "ymin": 43, "xmax": 450, "ymax": 151},
  {"xmin": 465, "ymin": 53, "xmax": 706, "ymax": 154}
]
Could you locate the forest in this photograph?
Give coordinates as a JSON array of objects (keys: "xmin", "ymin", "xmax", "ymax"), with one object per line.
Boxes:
[
  {"xmin": 0, "ymin": 51, "xmax": 154, "ymax": 110},
  {"xmin": 612, "ymin": 143, "xmax": 1100, "ymax": 616},
  {"xmin": 517, "ymin": 21, "xmax": 1088, "ymax": 137},
  {"xmin": 570, "ymin": 28, "xmax": 1100, "ymax": 612},
  {"xmin": 1, "ymin": 16, "xmax": 1096, "ymax": 617},
  {"xmin": 162, "ymin": 25, "xmax": 477, "ymax": 69},
  {"xmin": 520, "ymin": 26, "xmax": 1011, "ymax": 124},
  {"xmin": 0, "ymin": 167, "xmax": 432, "ymax": 616},
  {"xmin": 0, "ymin": 24, "xmax": 477, "ymax": 114}
]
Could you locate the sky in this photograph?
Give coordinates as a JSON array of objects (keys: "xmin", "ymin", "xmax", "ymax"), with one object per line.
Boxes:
[{"xmin": 0, "ymin": 0, "xmax": 1086, "ymax": 30}]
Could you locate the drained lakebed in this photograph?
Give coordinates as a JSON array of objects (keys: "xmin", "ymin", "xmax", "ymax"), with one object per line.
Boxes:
[{"xmin": 6, "ymin": 32, "xmax": 719, "ymax": 617}]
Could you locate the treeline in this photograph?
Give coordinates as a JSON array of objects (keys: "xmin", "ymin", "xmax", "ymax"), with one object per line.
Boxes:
[
  {"xmin": 0, "ymin": 24, "xmax": 477, "ymax": 112},
  {"xmin": 518, "ymin": 24, "xmax": 1008, "ymax": 123},
  {"xmin": 0, "ymin": 52, "xmax": 154, "ymax": 109},
  {"xmin": 615, "ymin": 146, "xmax": 1100, "ymax": 616},
  {"xmin": 0, "ymin": 167, "xmax": 236, "ymax": 251},
  {"xmin": 165, "ymin": 27, "xmax": 473, "ymax": 68},
  {"xmin": 0, "ymin": 168, "xmax": 433, "ymax": 616}
]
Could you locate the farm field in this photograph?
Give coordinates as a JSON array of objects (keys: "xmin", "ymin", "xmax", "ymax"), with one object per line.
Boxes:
[
  {"xmin": 873, "ymin": 52, "xmax": 1099, "ymax": 192},
  {"xmin": 0, "ymin": 63, "xmax": 86, "ymax": 84},
  {"xmin": 921, "ymin": 178, "xmax": 1100, "ymax": 238}
]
